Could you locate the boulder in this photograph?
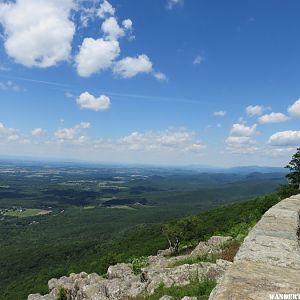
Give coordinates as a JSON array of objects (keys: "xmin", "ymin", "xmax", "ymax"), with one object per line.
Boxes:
[
  {"xmin": 190, "ymin": 236, "xmax": 232, "ymax": 258},
  {"xmin": 157, "ymin": 248, "xmax": 173, "ymax": 257},
  {"xmin": 27, "ymin": 234, "xmax": 234, "ymax": 300},
  {"xmin": 28, "ymin": 295, "xmax": 55, "ymax": 300},
  {"xmin": 190, "ymin": 241, "xmax": 210, "ymax": 256},
  {"xmin": 107, "ymin": 263, "xmax": 134, "ymax": 280},
  {"xmin": 207, "ymin": 236, "xmax": 232, "ymax": 247}
]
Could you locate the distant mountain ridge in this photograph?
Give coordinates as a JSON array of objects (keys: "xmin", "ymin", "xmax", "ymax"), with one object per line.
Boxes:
[{"xmin": 0, "ymin": 156, "xmax": 287, "ymax": 174}]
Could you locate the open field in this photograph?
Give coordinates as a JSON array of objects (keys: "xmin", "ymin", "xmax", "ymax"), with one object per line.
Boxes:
[{"xmin": 4, "ymin": 208, "xmax": 51, "ymax": 218}]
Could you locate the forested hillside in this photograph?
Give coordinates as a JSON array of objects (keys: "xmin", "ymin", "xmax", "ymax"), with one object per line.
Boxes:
[{"xmin": 1, "ymin": 191, "xmax": 282, "ymax": 299}]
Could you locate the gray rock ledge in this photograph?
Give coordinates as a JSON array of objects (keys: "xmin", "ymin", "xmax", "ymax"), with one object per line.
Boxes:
[{"xmin": 209, "ymin": 194, "xmax": 300, "ymax": 300}]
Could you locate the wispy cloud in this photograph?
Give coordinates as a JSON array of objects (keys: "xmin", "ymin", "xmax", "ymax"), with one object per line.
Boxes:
[
  {"xmin": 166, "ymin": 0, "xmax": 184, "ymax": 10},
  {"xmin": 213, "ymin": 111, "xmax": 226, "ymax": 117},
  {"xmin": 0, "ymin": 74, "xmax": 71, "ymax": 88},
  {"xmin": 193, "ymin": 55, "xmax": 203, "ymax": 65}
]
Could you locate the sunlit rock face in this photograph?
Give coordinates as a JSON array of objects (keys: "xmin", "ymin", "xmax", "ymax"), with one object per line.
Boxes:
[
  {"xmin": 27, "ymin": 235, "xmax": 233, "ymax": 300},
  {"xmin": 209, "ymin": 194, "xmax": 300, "ymax": 300}
]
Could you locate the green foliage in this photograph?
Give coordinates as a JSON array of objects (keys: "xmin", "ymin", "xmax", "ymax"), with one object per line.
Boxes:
[
  {"xmin": 170, "ymin": 240, "xmax": 241, "ymax": 267},
  {"xmin": 57, "ymin": 288, "xmax": 67, "ymax": 300},
  {"xmin": 276, "ymin": 148, "xmax": 300, "ymax": 199},
  {"xmin": 285, "ymin": 147, "xmax": 300, "ymax": 187},
  {"xmin": 1, "ymin": 193, "xmax": 281, "ymax": 300},
  {"xmin": 162, "ymin": 221, "xmax": 184, "ymax": 254},
  {"xmin": 0, "ymin": 164, "xmax": 286, "ymax": 300},
  {"xmin": 142, "ymin": 277, "xmax": 216, "ymax": 300},
  {"xmin": 128, "ymin": 256, "xmax": 148, "ymax": 275},
  {"xmin": 277, "ymin": 184, "xmax": 299, "ymax": 199},
  {"xmin": 161, "ymin": 194, "xmax": 280, "ymax": 246},
  {"xmin": 170, "ymin": 253, "xmax": 220, "ymax": 267},
  {"xmin": 177, "ymin": 241, "xmax": 199, "ymax": 255}
]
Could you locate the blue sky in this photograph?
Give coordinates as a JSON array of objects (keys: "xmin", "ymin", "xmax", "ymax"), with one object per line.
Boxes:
[{"xmin": 0, "ymin": 0, "xmax": 300, "ymax": 166}]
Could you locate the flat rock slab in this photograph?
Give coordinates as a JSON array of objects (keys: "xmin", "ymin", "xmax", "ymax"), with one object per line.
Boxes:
[
  {"xmin": 209, "ymin": 195, "xmax": 300, "ymax": 300},
  {"xmin": 209, "ymin": 260, "xmax": 300, "ymax": 300}
]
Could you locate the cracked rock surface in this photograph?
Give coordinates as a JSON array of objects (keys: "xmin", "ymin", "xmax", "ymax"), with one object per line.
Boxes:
[{"xmin": 209, "ymin": 194, "xmax": 300, "ymax": 300}]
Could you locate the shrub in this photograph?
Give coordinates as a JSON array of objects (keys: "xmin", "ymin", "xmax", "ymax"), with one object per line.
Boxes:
[
  {"xmin": 277, "ymin": 184, "xmax": 299, "ymax": 199},
  {"xmin": 128, "ymin": 256, "xmax": 148, "ymax": 275},
  {"xmin": 221, "ymin": 240, "xmax": 241, "ymax": 262},
  {"xmin": 56, "ymin": 288, "xmax": 67, "ymax": 300}
]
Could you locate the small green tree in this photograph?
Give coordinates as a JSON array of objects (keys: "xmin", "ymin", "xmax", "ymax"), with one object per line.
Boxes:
[
  {"xmin": 285, "ymin": 147, "xmax": 300, "ymax": 190},
  {"xmin": 162, "ymin": 221, "xmax": 184, "ymax": 255}
]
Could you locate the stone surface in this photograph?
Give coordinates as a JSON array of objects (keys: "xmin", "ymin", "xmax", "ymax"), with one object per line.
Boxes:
[
  {"xmin": 209, "ymin": 261, "xmax": 300, "ymax": 300},
  {"xmin": 107, "ymin": 263, "xmax": 134, "ymax": 280},
  {"xmin": 190, "ymin": 236, "xmax": 232, "ymax": 257},
  {"xmin": 27, "ymin": 236, "xmax": 232, "ymax": 300},
  {"xmin": 209, "ymin": 194, "xmax": 300, "ymax": 300},
  {"xmin": 28, "ymin": 295, "xmax": 55, "ymax": 300},
  {"xmin": 207, "ymin": 236, "xmax": 232, "ymax": 247},
  {"xmin": 159, "ymin": 296, "xmax": 174, "ymax": 300}
]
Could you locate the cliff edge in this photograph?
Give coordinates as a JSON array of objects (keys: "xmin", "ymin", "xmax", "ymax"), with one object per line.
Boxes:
[{"xmin": 209, "ymin": 194, "xmax": 300, "ymax": 300}]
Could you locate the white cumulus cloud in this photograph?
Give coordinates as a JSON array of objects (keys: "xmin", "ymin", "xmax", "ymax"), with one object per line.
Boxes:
[
  {"xmin": 246, "ymin": 105, "xmax": 266, "ymax": 117},
  {"xmin": 75, "ymin": 38, "xmax": 120, "ymax": 77},
  {"xmin": 97, "ymin": 0, "xmax": 115, "ymax": 19},
  {"xmin": 113, "ymin": 54, "xmax": 153, "ymax": 78},
  {"xmin": 288, "ymin": 99, "xmax": 300, "ymax": 118},
  {"xmin": 101, "ymin": 17, "xmax": 125, "ymax": 41},
  {"xmin": 77, "ymin": 92, "xmax": 111, "ymax": 111},
  {"xmin": 119, "ymin": 129, "xmax": 205, "ymax": 153},
  {"xmin": 55, "ymin": 122, "xmax": 91, "ymax": 143},
  {"xmin": 55, "ymin": 127, "xmax": 76, "ymax": 141},
  {"xmin": 230, "ymin": 123, "xmax": 257, "ymax": 137},
  {"xmin": 0, "ymin": 122, "xmax": 15, "ymax": 136},
  {"xmin": 225, "ymin": 123, "xmax": 258, "ymax": 154},
  {"xmin": 154, "ymin": 72, "xmax": 168, "ymax": 81},
  {"xmin": 268, "ymin": 130, "xmax": 300, "ymax": 146},
  {"xmin": 31, "ymin": 128, "xmax": 44, "ymax": 137},
  {"xmin": 122, "ymin": 19, "xmax": 133, "ymax": 30},
  {"xmin": 258, "ymin": 112, "xmax": 290, "ymax": 124},
  {"xmin": 0, "ymin": 0, "xmax": 75, "ymax": 68}
]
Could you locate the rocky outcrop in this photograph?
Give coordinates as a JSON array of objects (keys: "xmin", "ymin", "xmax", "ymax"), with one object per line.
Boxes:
[
  {"xmin": 209, "ymin": 194, "xmax": 300, "ymax": 300},
  {"xmin": 28, "ymin": 236, "xmax": 232, "ymax": 300},
  {"xmin": 28, "ymin": 194, "xmax": 300, "ymax": 300}
]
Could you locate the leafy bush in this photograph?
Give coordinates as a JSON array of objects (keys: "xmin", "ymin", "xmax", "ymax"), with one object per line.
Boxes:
[
  {"xmin": 128, "ymin": 256, "xmax": 149, "ymax": 275},
  {"xmin": 277, "ymin": 184, "xmax": 299, "ymax": 199},
  {"xmin": 170, "ymin": 239, "xmax": 241, "ymax": 267},
  {"xmin": 161, "ymin": 194, "xmax": 280, "ymax": 248}
]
